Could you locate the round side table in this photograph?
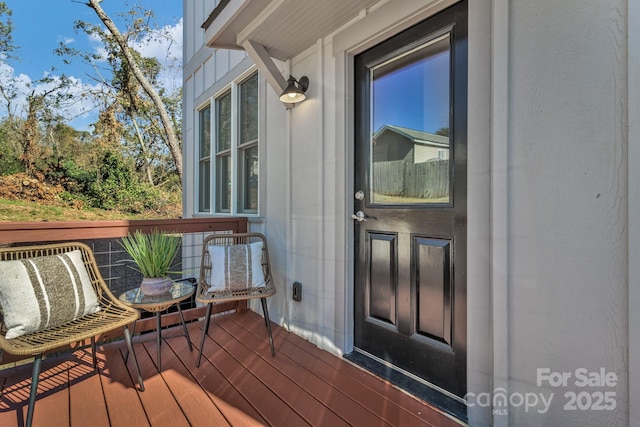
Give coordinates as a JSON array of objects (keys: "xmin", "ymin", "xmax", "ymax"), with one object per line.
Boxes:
[{"xmin": 119, "ymin": 281, "xmax": 195, "ymax": 371}]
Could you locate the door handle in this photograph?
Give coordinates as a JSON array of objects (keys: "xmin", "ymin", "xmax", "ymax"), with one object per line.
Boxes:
[{"xmin": 351, "ymin": 211, "xmax": 367, "ymax": 222}]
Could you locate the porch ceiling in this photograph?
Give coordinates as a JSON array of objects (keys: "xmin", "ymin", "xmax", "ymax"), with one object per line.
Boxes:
[{"xmin": 203, "ymin": 0, "xmax": 381, "ymax": 61}]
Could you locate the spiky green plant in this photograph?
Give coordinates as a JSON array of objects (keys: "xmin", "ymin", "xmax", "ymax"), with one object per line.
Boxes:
[{"xmin": 120, "ymin": 230, "xmax": 181, "ymax": 278}]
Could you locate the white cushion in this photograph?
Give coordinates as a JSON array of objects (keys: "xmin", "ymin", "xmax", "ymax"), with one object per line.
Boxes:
[
  {"xmin": 0, "ymin": 250, "xmax": 100, "ymax": 339},
  {"xmin": 208, "ymin": 241, "xmax": 266, "ymax": 292}
]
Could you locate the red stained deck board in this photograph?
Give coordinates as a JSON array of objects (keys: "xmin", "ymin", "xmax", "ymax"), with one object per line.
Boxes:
[
  {"xmin": 0, "ymin": 311, "xmax": 463, "ymax": 427},
  {"xmin": 166, "ymin": 327, "xmax": 268, "ymax": 426},
  {"xmin": 191, "ymin": 322, "xmax": 312, "ymax": 426},
  {"xmin": 140, "ymin": 339, "xmax": 231, "ymax": 427},
  {"xmin": 69, "ymin": 351, "xmax": 110, "ymax": 427},
  {"xmin": 238, "ymin": 310, "xmax": 459, "ymax": 427},
  {"xmin": 97, "ymin": 345, "xmax": 150, "ymax": 426},
  {"xmin": 206, "ymin": 321, "xmax": 352, "ymax": 427},
  {"xmin": 218, "ymin": 315, "xmax": 396, "ymax": 426},
  {"xmin": 121, "ymin": 342, "xmax": 191, "ymax": 427}
]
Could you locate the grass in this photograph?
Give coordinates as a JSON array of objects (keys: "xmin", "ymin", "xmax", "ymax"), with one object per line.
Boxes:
[{"xmin": 0, "ymin": 199, "xmax": 178, "ymax": 222}]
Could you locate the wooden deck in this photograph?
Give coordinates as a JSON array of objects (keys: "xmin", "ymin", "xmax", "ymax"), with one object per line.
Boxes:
[{"xmin": 0, "ymin": 310, "xmax": 462, "ymax": 427}]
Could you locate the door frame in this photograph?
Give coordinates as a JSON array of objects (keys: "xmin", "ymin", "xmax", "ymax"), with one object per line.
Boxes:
[{"xmin": 333, "ymin": 0, "xmax": 493, "ymax": 425}]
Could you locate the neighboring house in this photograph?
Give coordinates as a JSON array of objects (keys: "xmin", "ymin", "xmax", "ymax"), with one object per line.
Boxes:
[
  {"xmin": 183, "ymin": 1, "xmax": 638, "ymax": 425},
  {"xmin": 373, "ymin": 125, "xmax": 450, "ymax": 163}
]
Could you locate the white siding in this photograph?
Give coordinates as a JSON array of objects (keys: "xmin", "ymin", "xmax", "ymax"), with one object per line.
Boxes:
[
  {"xmin": 414, "ymin": 144, "xmax": 448, "ymax": 163},
  {"xmin": 193, "ymin": 66, "xmax": 203, "ymax": 100},
  {"xmin": 183, "ymin": 74, "xmax": 195, "ymax": 217},
  {"xmin": 505, "ymin": 0, "xmax": 627, "ymax": 425},
  {"xmin": 215, "ymin": 49, "xmax": 229, "ymax": 81},
  {"xmin": 203, "ymin": 55, "xmax": 215, "ymax": 91},
  {"xmin": 230, "ymin": 49, "xmax": 248, "ymax": 70}
]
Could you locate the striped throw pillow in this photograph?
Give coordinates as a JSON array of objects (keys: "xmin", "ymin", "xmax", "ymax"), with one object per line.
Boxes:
[
  {"xmin": 0, "ymin": 250, "xmax": 100, "ymax": 339},
  {"xmin": 208, "ymin": 242, "xmax": 266, "ymax": 291}
]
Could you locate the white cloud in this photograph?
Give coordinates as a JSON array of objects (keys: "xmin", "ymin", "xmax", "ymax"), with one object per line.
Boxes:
[
  {"xmin": 130, "ymin": 18, "xmax": 183, "ymax": 93},
  {"xmin": 0, "ymin": 17, "xmax": 183, "ymax": 132},
  {"xmin": 88, "ymin": 31, "xmax": 108, "ymax": 62},
  {"xmin": 86, "ymin": 18, "xmax": 183, "ymax": 93},
  {"xmin": 58, "ymin": 36, "xmax": 76, "ymax": 45}
]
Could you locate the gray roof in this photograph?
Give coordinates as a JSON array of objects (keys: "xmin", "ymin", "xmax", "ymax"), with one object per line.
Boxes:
[{"xmin": 373, "ymin": 125, "xmax": 449, "ymax": 147}]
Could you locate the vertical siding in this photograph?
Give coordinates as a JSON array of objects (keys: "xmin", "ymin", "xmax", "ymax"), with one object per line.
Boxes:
[
  {"xmin": 507, "ymin": 0, "xmax": 628, "ymax": 425},
  {"xmin": 183, "ymin": 0, "xmax": 194, "ymax": 61},
  {"xmin": 230, "ymin": 50, "xmax": 248, "ymax": 70},
  {"xmin": 215, "ymin": 50, "xmax": 230, "ymax": 81},
  {"xmin": 288, "ymin": 47, "xmax": 323, "ymax": 344},
  {"xmin": 183, "ymin": 74, "xmax": 195, "ymax": 217},
  {"xmin": 203, "ymin": 55, "xmax": 215, "ymax": 89}
]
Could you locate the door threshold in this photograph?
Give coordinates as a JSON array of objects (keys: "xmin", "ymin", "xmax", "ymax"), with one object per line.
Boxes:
[{"xmin": 344, "ymin": 349, "xmax": 468, "ymax": 423}]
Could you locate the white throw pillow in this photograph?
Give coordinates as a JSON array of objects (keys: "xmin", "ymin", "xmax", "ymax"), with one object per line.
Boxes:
[
  {"xmin": 0, "ymin": 250, "xmax": 100, "ymax": 339},
  {"xmin": 208, "ymin": 241, "xmax": 266, "ymax": 292}
]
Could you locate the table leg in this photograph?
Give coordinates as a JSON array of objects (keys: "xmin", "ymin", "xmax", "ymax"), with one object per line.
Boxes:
[
  {"xmin": 156, "ymin": 311, "xmax": 162, "ymax": 371},
  {"xmin": 124, "ymin": 320, "xmax": 137, "ymax": 364},
  {"xmin": 177, "ymin": 303, "xmax": 193, "ymax": 352}
]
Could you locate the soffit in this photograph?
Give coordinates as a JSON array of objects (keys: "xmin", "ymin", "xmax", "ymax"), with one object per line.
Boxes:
[{"xmin": 203, "ymin": 0, "xmax": 381, "ymax": 61}]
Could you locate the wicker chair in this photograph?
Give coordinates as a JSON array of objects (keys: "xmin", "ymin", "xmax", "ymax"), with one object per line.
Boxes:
[
  {"xmin": 195, "ymin": 233, "xmax": 276, "ymax": 367},
  {"xmin": 0, "ymin": 242, "xmax": 144, "ymax": 427}
]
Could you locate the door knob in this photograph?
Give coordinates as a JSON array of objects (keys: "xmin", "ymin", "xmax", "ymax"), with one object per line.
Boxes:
[
  {"xmin": 351, "ymin": 211, "xmax": 367, "ymax": 222},
  {"xmin": 354, "ymin": 190, "xmax": 365, "ymax": 201}
]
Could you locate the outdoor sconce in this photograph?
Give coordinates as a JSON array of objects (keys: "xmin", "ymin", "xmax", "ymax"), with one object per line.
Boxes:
[{"xmin": 279, "ymin": 75, "xmax": 309, "ymax": 104}]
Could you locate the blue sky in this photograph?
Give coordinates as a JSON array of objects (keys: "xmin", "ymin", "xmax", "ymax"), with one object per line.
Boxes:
[
  {"xmin": 3, "ymin": 0, "xmax": 182, "ymax": 129},
  {"xmin": 372, "ymin": 49, "xmax": 450, "ymax": 135}
]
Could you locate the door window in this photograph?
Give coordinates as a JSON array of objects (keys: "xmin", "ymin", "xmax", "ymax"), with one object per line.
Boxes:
[{"xmin": 370, "ymin": 34, "xmax": 451, "ymax": 205}]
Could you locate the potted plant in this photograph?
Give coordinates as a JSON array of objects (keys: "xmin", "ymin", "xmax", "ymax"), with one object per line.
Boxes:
[{"xmin": 120, "ymin": 229, "xmax": 181, "ymax": 295}]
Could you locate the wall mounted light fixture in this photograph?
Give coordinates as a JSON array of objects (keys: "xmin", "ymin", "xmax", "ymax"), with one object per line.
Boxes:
[{"xmin": 279, "ymin": 75, "xmax": 309, "ymax": 104}]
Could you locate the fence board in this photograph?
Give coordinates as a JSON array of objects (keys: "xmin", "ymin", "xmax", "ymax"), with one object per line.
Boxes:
[{"xmin": 373, "ymin": 160, "xmax": 449, "ymax": 199}]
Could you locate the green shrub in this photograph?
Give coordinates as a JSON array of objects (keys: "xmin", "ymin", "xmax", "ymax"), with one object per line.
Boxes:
[{"xmin": 0, "ymin": 154, "xmax": 23, "ymax": 176}]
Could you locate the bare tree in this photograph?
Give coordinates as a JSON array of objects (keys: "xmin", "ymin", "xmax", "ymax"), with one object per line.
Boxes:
[{"xmin": 85, "ymin": 0, "xmax": 182, "ymax": 184}]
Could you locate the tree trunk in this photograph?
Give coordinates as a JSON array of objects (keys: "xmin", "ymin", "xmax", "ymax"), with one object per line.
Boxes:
[
  {"xmin": 88, "ymin": 0, "xmax": 183, "ymax": 186},
  {"xmin": 21, "ymin": 97, "xmax": 40, "ymax": 175}
]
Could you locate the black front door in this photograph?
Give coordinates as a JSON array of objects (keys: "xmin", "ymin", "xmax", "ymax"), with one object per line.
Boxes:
[{"xmin": 353, "ymin": 1, "xmax": 467, "ymax": 398}]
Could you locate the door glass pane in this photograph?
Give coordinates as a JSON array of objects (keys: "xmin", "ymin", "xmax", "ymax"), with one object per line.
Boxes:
[{"xmin": 370, "ymin": 34, "xmax": 451, "ymax": 205}]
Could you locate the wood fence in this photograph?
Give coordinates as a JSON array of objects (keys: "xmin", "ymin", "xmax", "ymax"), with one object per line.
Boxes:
[{"xmin": 373, "ymin": 159, "xmax": 449, "ymax": 199}]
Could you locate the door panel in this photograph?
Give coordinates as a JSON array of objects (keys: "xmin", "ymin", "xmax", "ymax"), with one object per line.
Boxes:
[
  {"xmin": 368, "ymin": 232, "xmax": 397, "ymax": 327},
  {"xmin": 415, "ymin": 237, "xmax": 452, "ymax": 346},
  {"xmin": 354, "ymin": 0, "xmax": 467, "ymax": 399}
]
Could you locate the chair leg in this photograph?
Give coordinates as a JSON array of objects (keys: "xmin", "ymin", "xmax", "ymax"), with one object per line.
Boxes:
[
  {"xmin": 196, "ymin": 303, "xmax": 213, "ymax": 368},
  {"xmin": 91, "ymin": 336, "xmax": 97, "ymax": 370},
  {"xmin": 123, "ymin": 326, "xmax": 145, "ymax": 392},
  {"xmin": 25, "ymin": 354, "xmax": 42, "ymax": 427},
  {"xmin": 260, "ymin": 298, "xmax": 276, "ymax": 356}
]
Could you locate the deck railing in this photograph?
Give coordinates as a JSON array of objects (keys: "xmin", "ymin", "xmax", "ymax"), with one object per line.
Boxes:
[
  {"xmin": 0, "ymin": 217, "xmax": 249, "ymax": 338},
  {"xmin": 0, "ymin": 217, "xmax": 247, "ymax": 244}
]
